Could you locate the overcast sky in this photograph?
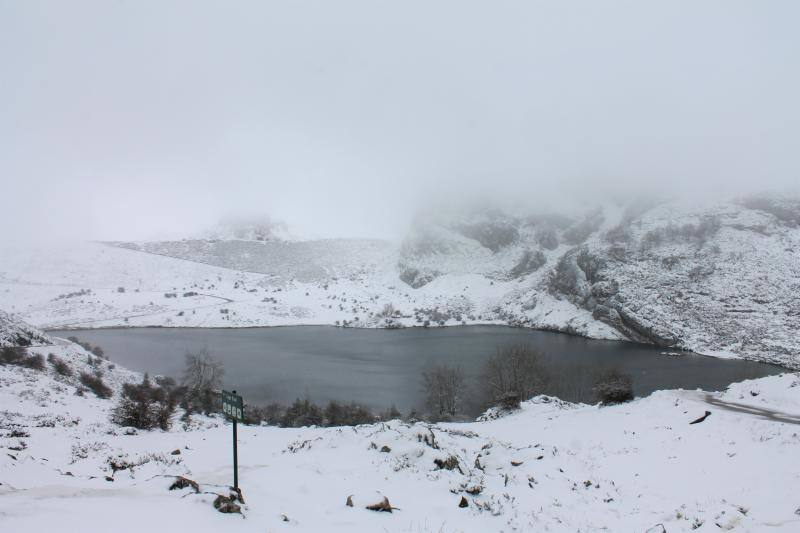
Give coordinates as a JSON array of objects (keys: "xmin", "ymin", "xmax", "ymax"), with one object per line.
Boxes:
[{"xmin": 1, "ymin": 1, "xmax": 798, "ymax": 242}]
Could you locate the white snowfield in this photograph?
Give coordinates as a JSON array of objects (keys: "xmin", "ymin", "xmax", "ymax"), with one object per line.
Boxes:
[
  {"xmin": 1, "ymin": 338, "xmax": 800, "ymax": 532},
  {"xmin": 0, "ymin": 195, "xmax": 798, "ymax": 366}
]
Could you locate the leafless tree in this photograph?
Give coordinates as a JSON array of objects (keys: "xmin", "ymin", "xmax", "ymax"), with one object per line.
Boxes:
[
  {"xmin": 482, "ymin": 343, "xmax": 548, "ymax": 406},
  {"xmin": 422, "ymin": 365, "xmax": 464, "ymax": 420},
  {"xmin": 182, "ymin": 348, "xmax": 224, "ymax": 413},
  {"xmin": 182, "ymin": 348, "xmax": 223, "ymax": 391}
]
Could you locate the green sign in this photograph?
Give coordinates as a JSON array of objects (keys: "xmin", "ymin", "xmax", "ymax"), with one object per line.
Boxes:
[{"xmin": 221, "ymin": 390, "xmax": 244, "ymax": 421}]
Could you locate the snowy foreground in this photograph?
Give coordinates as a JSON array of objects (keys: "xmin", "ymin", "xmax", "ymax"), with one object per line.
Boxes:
[{"xmin": 2, "ymin": 340, "xmax": 800, "ymax": 532}]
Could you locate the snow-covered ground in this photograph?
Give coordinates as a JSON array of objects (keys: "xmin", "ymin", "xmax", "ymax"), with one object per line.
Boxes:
[{"xmin": 2, "ymin": 335, "xmax": 800, "ymax": 532}]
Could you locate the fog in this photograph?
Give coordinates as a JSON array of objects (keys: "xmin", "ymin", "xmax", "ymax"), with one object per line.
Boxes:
[{"xmin": 1, "ymin": 1, "xmax": 798, "ymax": 243}]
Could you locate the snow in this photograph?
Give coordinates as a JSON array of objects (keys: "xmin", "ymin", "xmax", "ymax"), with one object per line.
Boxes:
[{"xmin": 2, "ymin": 336, "xmax": 799, "ymax": 532}]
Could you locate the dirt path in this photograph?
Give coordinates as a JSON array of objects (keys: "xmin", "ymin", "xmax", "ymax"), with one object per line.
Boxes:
[{"xmin": 702, "ymin": 394, "xmax": 800, "ymax": 426}]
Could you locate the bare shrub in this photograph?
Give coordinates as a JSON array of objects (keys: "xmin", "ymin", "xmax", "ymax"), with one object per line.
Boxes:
[
  {"xmin": 66, "ymin": 336, "xmax": 108, "ymax": 359},
  {"xmin": 111, "ymin": 374, "xmax": 176, "ymax": 430},
  {"xmin": 1, "ymin": 347, "xmax": 45, "ymax": 370},
  {"xmin": 47, "ymin": 353, "xmax": 73, "ymax": 376},
  {"xmin": 281, "ymin": 397, "xmax": 323, "ymax": 427},
  {"xmin": 422, "ymin": 365, "xmax": 464, "ymax": 420},
  {"xmin": 79, "ymin": 372, "xmax": 113, "ymax": 399},
  {"xmin": 324, "ymin": 400, "xmax": 375, "ymax": 426},
  {"xmin": 0, "ymin": 346, "xmax": 24, "ymax": 365},
  {"xmin": 482, "ymin": 343, "xmax": 548, "ymax": 406},
  {"xmin": 594, "ymin": 369, "xmax": 633, "ymax": 404}
]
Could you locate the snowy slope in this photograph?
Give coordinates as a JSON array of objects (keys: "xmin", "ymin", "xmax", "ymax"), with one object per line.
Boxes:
[
  {"xmin": 0, "ymin": 194, "xmax": 798, "ymax": 366},
  {"xmin": 2, "ymin": 326, "xmax": 800, "ymax": 532}
]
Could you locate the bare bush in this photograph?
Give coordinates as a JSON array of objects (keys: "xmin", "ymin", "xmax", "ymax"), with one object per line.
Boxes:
[
  {"xmin": 79, "ymin": 372, "xmax": 113, "ymax": 399},
  {"xmin": 422, "ymin": 365, "xmax": 464, "ymax": 420},
  {"xmin": 66, "ymin": 336, "xmax": 107, "ymax": 359},
  {"xmin": 47, "ymin": 353, "xmax": 73, "ymax": 376},
  {"xmin": 594, "ymin": 369, "xmax": 633, "ymax": 404},
  {"xmin": 281, "ymin": 397, "xmax": 323, "ymax": 427},
  {"xmin": 1, "ymin": 347, "xmax": 45, "ymax": 370},
  {"xmin": 111, "ymin": 374, "xmax": 177, "ymax": 430},
  {"xmin": 482, "ymin": 343, "xmax": 548, "ymax": 406},
  {"xmin": 324, "ymin": 400, "xmax": 375, "ymax": 426}
]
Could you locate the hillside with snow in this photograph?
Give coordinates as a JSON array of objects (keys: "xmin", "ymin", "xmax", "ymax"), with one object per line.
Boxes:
[
  {"xmin": 0, "ymin": 194, "xmax": 798, "ymax": 366},
  {"xmin": 2, "ymin": 314, "xmax": 800, "ymax": 532}
]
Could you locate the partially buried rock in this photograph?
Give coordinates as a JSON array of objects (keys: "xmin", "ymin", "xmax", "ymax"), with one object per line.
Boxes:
[
  {"xmin": 366, "ymin": 496, "xmax": 394, "ymax": 513},
  {"xmin": 169, "ymin": 476, "xmax": 199, "ymax": 493},
  {"xmin": 458, "ymin": 496, "xmax": 468, "ymax": 508},
  {"xmin": 170, "ymin": 449, "xmax": 181, "ymax": 455},
  {"xmin": 213, "ymin": 494, "xmax": 242, "ymax": 514},
  {"xmin": 380, "ymin": 445, "xmax": 391, "ymax": 453}
]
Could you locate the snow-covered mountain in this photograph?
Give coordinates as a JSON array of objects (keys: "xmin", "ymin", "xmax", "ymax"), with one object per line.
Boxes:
[{"xmin": 0, "ymin": 193, "xmax": 798, "ymax": 366}]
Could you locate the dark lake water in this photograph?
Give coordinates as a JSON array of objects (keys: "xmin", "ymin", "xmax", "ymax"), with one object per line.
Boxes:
[{"xmin": 50, "ymin": 326, "xmax": 784, "ymax": 416}]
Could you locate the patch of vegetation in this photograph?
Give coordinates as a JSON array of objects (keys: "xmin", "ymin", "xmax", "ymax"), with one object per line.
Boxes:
[
  {"xmin": 111, "ymin": 374, "xmax": 178, "ymax": 430},
  {"xmin": 67, "ymin": 337, "xmax": 107, "ymax": 359},
  {"xmin": 640, "ymin": 216, "xmax": 722, "ymax": 250},
  {"xmin": 482, "ymin": 343, "xmax": 548, "ymax": 407},
  {"xmin": 0, "ymin": 346, "xmax": 45, "ymax": 370},
  {"xmin": 47, "ymin": 353, "xmax": 73, "ymax": 376},
  {"xmin": 79, "ymin": 371, "xmax": 113, "ymax": 399},
  {"xmin": 594, "ymin": 369, "xmax": 634, "ymax": 404},
  {"xmin": 422, "ymin": 365, "xmax": 464, "ymax": 421}
]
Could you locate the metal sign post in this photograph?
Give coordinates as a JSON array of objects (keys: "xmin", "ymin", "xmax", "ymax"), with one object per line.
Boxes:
[{"xmin": 221, "ymin": 389, "xmax": 245, "ymax": 490}]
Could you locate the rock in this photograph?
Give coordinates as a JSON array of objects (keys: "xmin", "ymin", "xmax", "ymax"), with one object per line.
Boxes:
[
  {"xmin": 591, "ymin": 280, "xmax": 619, "ymax": 298},
  {"xmin": 508, "ymin": 249, "xmax": 546, "ymax": 278},
  {"xmin": 213, "ymin": 494, "xmax": 242, "ymax": 514},
  {"xmin": 434, "ymin": 456, "xmax": 460, "ymax": 471},
  {"xmin": 346, "ymin": 495, "xmax": 354, "ymax": 507},
  {"xmin": 366, "ymin": 496, "xmax": 394, "ymax": 513},
  {"xmin": 380, "ymin": 445, "xmax": 391, "ymax": 453},
  {"xmin": 645, "ymin": 525, "xmax": 666, "ymax": 533},
  {"xmin": 123, "ymin": 427, "xmax": 138, "ymax": 436},
  {"xmin": 105, "ymin": 476, "xmax": 114, "ymax": 482},
  {"xmin": 458, "ymin": 496, "xmax": 469, "ymax": 508},
  {"xmin": 689, "ymin": 411, "xmax": 712, "ymax": 425},
  {"xmin": 169, "ymin": 476, "xmax": 199, "ymax": 493},
  {"xmin": 170, "ymin": 448, "xmax": 181, "ymax": 455},
  {"xmin": 399, "ymin": 267, "xmax": 437, "ymax": 288},
  {"xmin": 511, "ymin": 460, "xmax": 523, "ymax": 467}
]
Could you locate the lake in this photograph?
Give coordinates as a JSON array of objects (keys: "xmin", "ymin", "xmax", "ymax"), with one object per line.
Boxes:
[{"xmin": 49, "ymin": 326, "xmax": 784, "ymax": 416}]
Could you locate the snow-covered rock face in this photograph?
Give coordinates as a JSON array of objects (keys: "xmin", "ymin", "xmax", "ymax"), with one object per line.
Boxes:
[
  {"xmin": 0, "ymin": 311, "xmax": 50, "ymax": 348},
  {"xmin": 0, "ymin": 194, "xmax": 798, "ymax": 366},
  {"xmin": 397, "ymin": 196, "xmax": 800, "ymax": 366}
]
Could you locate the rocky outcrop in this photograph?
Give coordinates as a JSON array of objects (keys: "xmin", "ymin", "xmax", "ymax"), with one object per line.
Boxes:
[{"xmin": 0, "ymin": 311, "xmax": 50, "ymax": 348}]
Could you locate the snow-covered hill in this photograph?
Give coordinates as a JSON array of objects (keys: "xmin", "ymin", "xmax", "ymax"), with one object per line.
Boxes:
[
  {"xmin": 2, "ymin": 315, "xmax": 799, "ymax": 532},
  {"xmin": 0, "ymin": 194, "xmax": 798, "ymax": 366}
]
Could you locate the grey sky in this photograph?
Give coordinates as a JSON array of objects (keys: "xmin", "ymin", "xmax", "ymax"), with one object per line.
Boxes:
[{"xmin": 1, "ymin": 1, "xmax": 798, "ymax": 242}]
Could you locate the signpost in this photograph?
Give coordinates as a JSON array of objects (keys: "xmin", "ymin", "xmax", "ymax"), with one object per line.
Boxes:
[{"xmin": 221, "ymin": 390, "xmax": 244, "ymax": 490}]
